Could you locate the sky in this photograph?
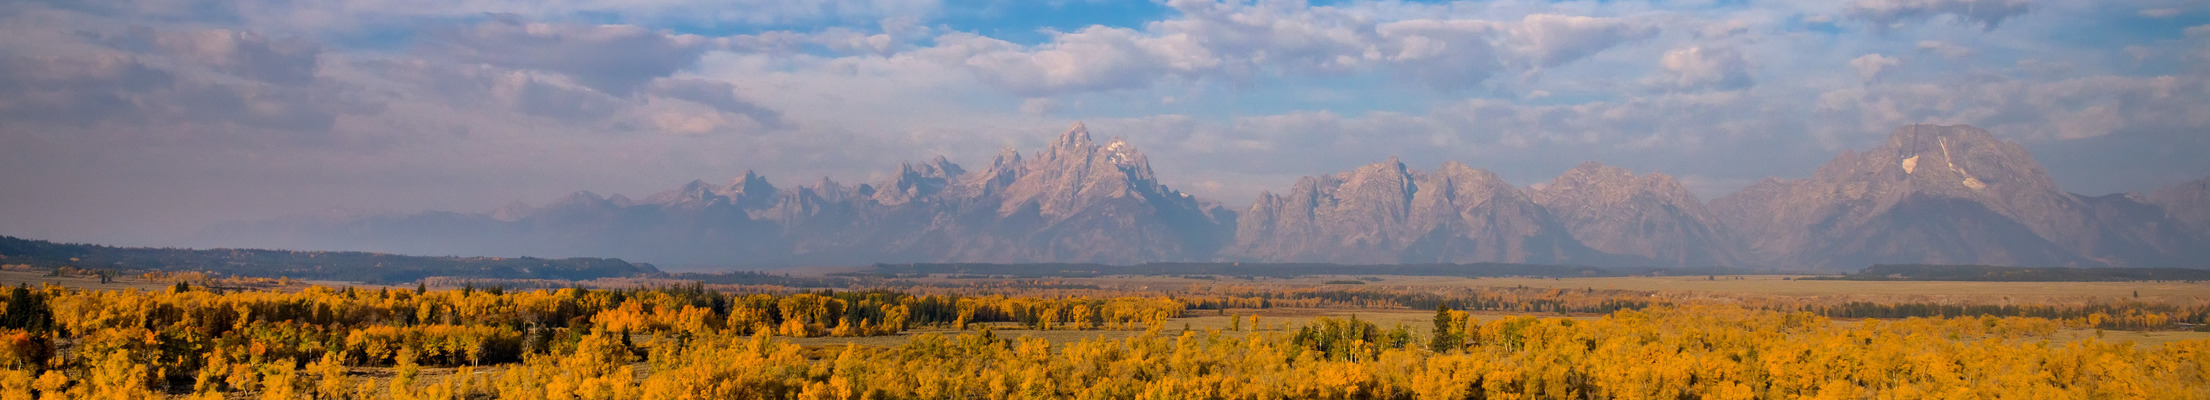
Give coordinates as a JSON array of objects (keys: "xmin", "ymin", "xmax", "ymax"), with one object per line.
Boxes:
[{"xmin": 1, "ymin": 0, "xmax": 2207, "ymax": 247}]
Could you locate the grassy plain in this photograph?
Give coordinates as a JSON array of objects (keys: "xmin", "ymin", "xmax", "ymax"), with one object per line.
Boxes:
[
  {"xmin": 0, "ymin": 269, "xmax": 182, "ymax": 291},
  {"xmin": 783, "ymin": 304, "xmax": 2210, "ymax": 350},
  {"xmin": 986, "ymin": 273, "xmax": 2210, "ymax": 304}
]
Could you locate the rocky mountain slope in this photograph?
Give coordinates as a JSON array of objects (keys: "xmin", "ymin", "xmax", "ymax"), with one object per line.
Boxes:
[
  {"xmin": 2149, "ymin": 175, "xmax": 2210, "ymax": 238},
  {"xmin": 1224, "ymin": 159, "xmax": 1622, "ymax": 265},
  {"xmin": 1709, "ymin": 124, "xmax": 2201, "ymax": 270},
  {"xmin": 204, "ymin": 123, "xmax": 2207, "ymax": 269},
  {"xmin": 1528, "ymin": 162, "xmax": 1744, "ymax": 267}
]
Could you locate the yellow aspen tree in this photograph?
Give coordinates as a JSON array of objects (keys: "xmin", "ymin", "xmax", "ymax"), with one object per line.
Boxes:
[{"xmin": 307, "ymin": 352, "xmax": 353, "ymax": 399}]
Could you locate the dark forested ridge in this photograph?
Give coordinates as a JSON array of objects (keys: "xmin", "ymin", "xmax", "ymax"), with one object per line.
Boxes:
[
  {"xmin": 1820, "ymin": 264, "xmax": 2210, "ymax": 282},
  {"xmin": 0, "ymin": 235, "xmax": 656, "ymax": 283}
]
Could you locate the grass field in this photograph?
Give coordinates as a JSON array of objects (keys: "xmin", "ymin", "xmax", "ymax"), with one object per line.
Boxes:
[
  {"xmin": 1006, "ymin": 274, "xmax": 2210, "ymax": 304},
  {"xmin": 781, "ymin": 305, "xmax": 2210, "ymax": 351},
  {"xmin": 0, "ymin": 269, "xmax": 179, "ymax": 291},
  {"xmin": 783, "ymin": 307, "xmax": 1501, "ymax": 349}
]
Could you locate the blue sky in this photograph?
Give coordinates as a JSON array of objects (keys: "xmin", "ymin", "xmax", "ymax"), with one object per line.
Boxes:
[{"xmin": 2, "ymin": 0, "xmax": 2208, "ymax": 246}]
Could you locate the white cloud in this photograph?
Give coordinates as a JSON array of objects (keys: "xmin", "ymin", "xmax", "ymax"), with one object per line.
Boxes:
[
  {"xmin": 933, "ymin": 2, "xmax": 1653, "ymax": 95},
  {"xmin": 153, "ymin": 29, "xmax": 322, "ymax": 86},
  {"xmin": 1846, "ymin": 0, "xmax": 2033, "ymax": 30},
  {"xmin": 1020, "ymin": 98, "xmax": 1060, "ymax": 115},
  {"xmin": 1850, "ymin": 53, "xmax": 1901, "ymax": 82},
  {"xmin": 1816, "ymin": 75, "xmax": 2210, "ymax": 141},
  {"xmin": 1507, "ymin": 14, "xmax": 1658, "ymax": 69},
  {"xmin": 430, "ymin": 17, "xmax": 711, "ymax": 94},
  {"xmin": 950, "ymin": 25, "xmax": 1219, "ymax": 96},
  {"xmin": 58, "ymin": 0, "xmax": 944, "ymax": 33},
  {"xmin": 1651, "ymin": 45, "xmax": 1752, "ymax": 90},
  {"xmin": 646, "ymin": 78, "xmax": 781, "ymax": 129},
  {"xmin": 1374, "ymin": 19, "xmax": 1508, "ymax": 89},
  {"xmin": 2124, "ymin": 45, "xmax": 2154, "ymax": 63},
  {"xmin": 1916, "ymin": 40, "xmax": 1973, "ymax": 59}
]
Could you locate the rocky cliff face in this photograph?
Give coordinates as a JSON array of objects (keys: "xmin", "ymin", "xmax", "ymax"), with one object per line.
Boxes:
[
  {"xmin": 1709, "ymin": 124, "xmax": 2199, "ymax": 269},
  {"xmin": 1225, "ymin": 159, "xmax": 1616, "ymax": 265},
  {"xmin": 1529, "ymin": 162, "xmax": 1743, "ymax": 267}
]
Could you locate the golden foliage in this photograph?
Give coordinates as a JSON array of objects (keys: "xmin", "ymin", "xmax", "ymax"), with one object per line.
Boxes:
[{"xmin": 0, "ymin": 281, "xmax": 2204, "ymax": 398}]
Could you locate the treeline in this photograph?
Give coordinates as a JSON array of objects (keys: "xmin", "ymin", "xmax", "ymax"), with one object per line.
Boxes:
[
  {"xmin": 1797, "ymin": 301, "xmax": 2203, "ymax": 331},
  {"xmin": 2, "ymin": 282, "xmax": 2208, "ymax": 397},
  {"xmin": 421, "ymin": 270, "xmax": 855, "ymax": 292},
  {"xmin": 1171, "ymin": 285, "xmax": 2209, "ymax": 330},
  {"xmin": 0, "ymin": 235, "xmax": 655, "ymax": 283},
  {"xmin": 257, "ymin": 306, "xmax": 2210, "ymax": 398},
  {"xmin": 665, "ymin": 270, "xmax": 856, "ymax": 288},
  {"xmin": 1175, "ymin": 287, "xmax": 1657, "ymax": 316},
  {"xmin": 872, "ymin": 262, "xmax": 1621, "ymax": 278},
  {"xmin": 0, "ymin": 282, "xmax": 1195, "ymax": 397},
  {"xmin": 1816, "ymin": 263, "xmax": 2210, "ymax": 282},
  {"xmin": 871, "ymin": 262, "xmax": 1783, "ymax": 279}
]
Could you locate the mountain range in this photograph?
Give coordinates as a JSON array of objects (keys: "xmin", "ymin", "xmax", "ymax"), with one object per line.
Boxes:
[{"xmin": 203, "ymin": 123, "xmax": 2210, "ymax": 270}]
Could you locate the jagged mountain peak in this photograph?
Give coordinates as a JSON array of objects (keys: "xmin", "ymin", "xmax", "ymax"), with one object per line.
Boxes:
[
  {"xmin": 641, "ymin": 179, "xmax": 720, "ymax": 205},
  {"xmin": 1532, "ymin": 162, "xmax": 1738, "ymax": 267},
  {"xmin": 1422, "ymin": 162, "xmax": 1514, "ymax": 199},
  {"xmin": 717, "ymin": 171, "xmax": 781, "ymax": 209},
  {"xmin": 1001, "ymin": 123, "xmax": 1181, "ymax": 217},
  {"xmin": 958, "ymin": 147, "xmax": 1028, "ymax": 198},
  {"xmin": 1862, "ymin": 124, "xmax": 2057, "ymax": 194},
  {"xmin": 1533, "ymin": 162, "xmax": 1698, "ymax": 207},
  {"xmin": 1709, "ymin": 123, "xmax": 2185, "ymax": 269},
  {"xmin": 898, "ymin": 156, "xmax": 965, "ymax": 179},
  {"xmin": 1048, "ymin": 122, "xmax": 1094, "ymax": 157},
  {"xmin": 926, "ymin": 155, "xmax": 965, "ymax": 177},
  {"xmin": 807, "ymin": 177, "xmax": 846, "ymax": 201},
  {"xmin": 1565, "ymin": 160, "xmax": 1632, "ymax": 177},
  {"xmin": 991, "ymin": 146, "xmax": 1023, "ymax": 167},
  {"xmin": 1228, "ymin": 156, "xmax": 1603, "ymax": 265},
  {"xmin": 1434, "ymin": 160, "xmax": 1481, "ymax": 174},
  {"xmin": 1100, "ymin": 137, "xmax": 1151, "ymax": 172},
  {"xmin": 1536, "ymin": 162, "xmax": 1631, "ymax": 199},
  {"xmin": 877, "ymin": 158, "xmax": 961, "ymax": 205},
  {"xmin": 1884, "ymin": 123, "xmax": 2003, "ymax": 151},
  {"xmin": 1063, "ymin": 121, "xmax": 1089, "ymax": 141},
  {"xmin": 1337, "ymin": 159, "xmax": 1417, "ymax": 204},
  {"xmin": 1345, "ymin": 158, "xmax": 1412, "ymax": 179}
]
